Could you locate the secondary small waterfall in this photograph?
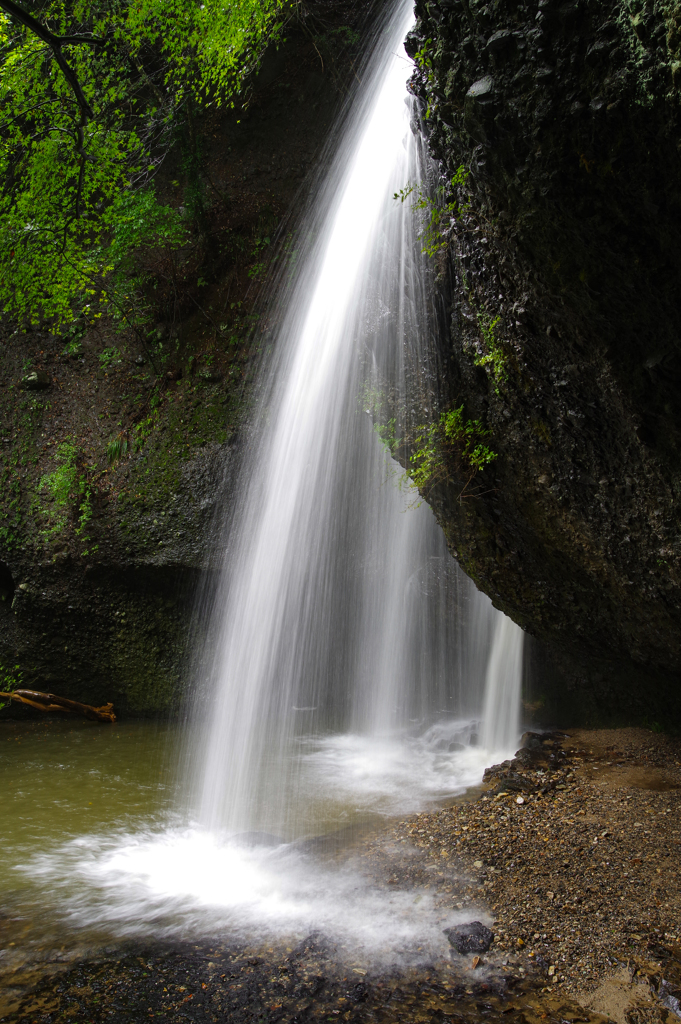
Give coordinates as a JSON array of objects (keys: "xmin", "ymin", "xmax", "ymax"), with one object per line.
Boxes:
[
  {"xmin": 189, "ymin": 0, "xmax": 526, "ymax": 841},
  {"xmin": 481, "ymin": 615, "xmax": 525, "ymax": 754}
]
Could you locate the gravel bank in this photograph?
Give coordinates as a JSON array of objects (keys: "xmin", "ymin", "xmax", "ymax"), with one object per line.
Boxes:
[{"xmin": 387, "ymin": 728, "xmax": 681, "ymax": 1022}]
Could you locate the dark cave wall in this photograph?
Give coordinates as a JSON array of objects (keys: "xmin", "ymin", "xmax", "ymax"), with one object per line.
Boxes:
[{"xmin": 407, "ymin": 0, "xmax": 681, "ymax": 724}]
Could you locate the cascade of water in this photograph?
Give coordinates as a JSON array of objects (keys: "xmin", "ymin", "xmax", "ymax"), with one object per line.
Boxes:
[
  {"xmin": 481, "ymin": 615, "xmax": 525, "ymax": 755},
  {"xmin": 2, "ymin": 0, "xmax": 527, "ymax": 957},
  {"xmin": 189, "ymin": 0, "xmax": 525, "ymax": 841}
]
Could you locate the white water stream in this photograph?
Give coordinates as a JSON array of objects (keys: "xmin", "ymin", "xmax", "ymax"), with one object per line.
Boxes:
[
  {"xmin": 189, "ymin": 0, "xmax": 524, "ymax": 842},
  {"xmin": 3, "ymin": 0, "xmax": 525, "ymax": 963}
]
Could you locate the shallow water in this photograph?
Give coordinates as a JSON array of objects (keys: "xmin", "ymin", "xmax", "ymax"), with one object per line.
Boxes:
[{"xmin": 0, "ymin": 717, "xmax": 501, "ymax": 968}]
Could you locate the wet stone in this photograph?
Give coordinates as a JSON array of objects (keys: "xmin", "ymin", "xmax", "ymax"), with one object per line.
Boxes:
[{"xmin": 444, "ymin": 921, "xmax": 495, "ymax": 954}]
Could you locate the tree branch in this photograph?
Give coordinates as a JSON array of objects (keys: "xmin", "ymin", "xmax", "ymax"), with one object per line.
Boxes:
[
  {"xmin": 0, "ymin": 688, "xmax": 116, "ymax": 722},
  {"xmin": 0, "ymin": 0, "xmax": 98, "ymax": 119}
]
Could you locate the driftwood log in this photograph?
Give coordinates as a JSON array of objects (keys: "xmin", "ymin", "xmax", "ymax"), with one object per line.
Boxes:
[{"xmin": 0, "ymin": 689, "xmax": 116, "ymax": 723}]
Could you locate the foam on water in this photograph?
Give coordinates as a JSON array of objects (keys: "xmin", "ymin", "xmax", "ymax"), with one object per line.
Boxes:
[
  {"xmin": 23, "ymin": 827, "xmax": 486, "ymax": 963},
  {"xmin": 10, "ymin": 725, "xmax": 503, "ymax": 961}
]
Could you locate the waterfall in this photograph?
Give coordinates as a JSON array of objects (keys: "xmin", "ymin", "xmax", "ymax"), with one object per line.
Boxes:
[
  {"xmin": 189, "ymin": 0, "xmax": 525, "ymax": 841},
  {"xmin": 13, "ymin": 0, "xmax": 527, "ymax": 954},
  {"xmin": 481, "ymin": 615, "xmax": 525, "ymax": 755}
]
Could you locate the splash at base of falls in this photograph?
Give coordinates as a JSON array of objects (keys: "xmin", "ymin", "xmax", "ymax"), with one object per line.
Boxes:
[
  {"xmin": 28, "ymin": 824, "xmax": 484, "ymax": 964},
  {"xmin": 5, "ymin": 720, "xmax": 509, "ymax": 964}
]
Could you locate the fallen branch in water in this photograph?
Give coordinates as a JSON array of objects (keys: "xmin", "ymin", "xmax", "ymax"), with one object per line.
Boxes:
[{"xmin": 0, "ymin": 689, "xmax": 116, "ymax": 723}]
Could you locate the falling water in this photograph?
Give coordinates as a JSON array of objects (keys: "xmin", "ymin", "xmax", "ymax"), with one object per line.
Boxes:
[
  {"xmin": 190, "ymin": 0, "xmax": 525, "ymax": 841},
  {"xmin": 481, "ymin": 615, "xmax": 525, "ymax": 755},
  {"xmin": 2, "ymin": 0, "xmax": 527, "ymax": 959}
]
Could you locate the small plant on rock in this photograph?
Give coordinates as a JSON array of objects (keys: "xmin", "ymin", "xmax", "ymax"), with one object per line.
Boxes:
[
  {"xmin": 410, "ymin": 405, "xmax": 497, "ymax": 497},
  {"xmin": 37, "ymin": 440, "xmax": 94, "ymax": 538},
  {"xmin": 394, "ymin": 165, "xmax": 470, "ymax": 257}
]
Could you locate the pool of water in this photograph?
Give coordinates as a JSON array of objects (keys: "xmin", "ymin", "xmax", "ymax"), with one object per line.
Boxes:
[{"xmin": 0, "ymin": 717, "xmax": 498, "ymax": 970}]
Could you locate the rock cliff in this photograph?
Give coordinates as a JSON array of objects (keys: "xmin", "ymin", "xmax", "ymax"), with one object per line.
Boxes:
[
  {"xmin": 0, "ymin": 3, "xmax": 371, "ymax": 715},
  {"xmin": 406, "ymin": 0, "xmax": 681, "ymax": 724}
]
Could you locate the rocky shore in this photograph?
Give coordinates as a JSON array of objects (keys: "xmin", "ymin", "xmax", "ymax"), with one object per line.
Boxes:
[{"xmin": 388, "ymin": 727, "xmax": 681, "ymax": 1023}]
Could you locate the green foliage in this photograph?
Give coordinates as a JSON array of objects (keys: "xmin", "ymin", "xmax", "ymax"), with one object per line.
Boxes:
[
  {"xmin": 412, "ymin": 38, "xmax": 436, "ymax": 116},
  {"xmin": 133, "ymin": 410, "xmax": 158, "ymax": 451},
  {"xmin": 61, "ymin": 317, "xmax": 88, "ymax": 356},
  {"xmin": 394, "ymin": 166, "xmax": 469, "ymax": 257},
  {"xmin": 374, "ymin": 418, "xmax": 399, "ymax": 457},
  {"xmin": 247, "ymin": 233, "xmax": 271, "ymax": 280},
  {"xmin": 410, "ymin": 405, "xmax": 497, "ymax": 492},
  {"xmin": 37, "ymin": 438, "xmax": 92, "ymax": 536},
  {"xmin": 363, "ymin": 376, "xmax": 496, "ymax": 499},
  {"xmin": 0, "ymin": 662, "xmax": 22, "ymax": 710},
  {"xmin": 0, "ymin": 0, "xmax": 287, "ymax": 329},
  {"xmin": 474, "ymin": 311, "xmax": 507, "ymax": 388},
  {"xmin": 359, "ymin": 378, "xmax": 388, "ymax": 418},
  {"xmin": 106, "ymin": 432, "xmax": 128, "ymax": 464},
  {"xmin": 98, "ymin": 345, "xmax": 122, "ymax": 368},
  {"xmin": 315, "ymin": 25, "xmax": 359, "ymax": 55}
]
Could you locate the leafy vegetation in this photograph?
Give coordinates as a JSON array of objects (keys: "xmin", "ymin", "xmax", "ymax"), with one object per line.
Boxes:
[
  {"xmin": 0, "ymin": 0, "xmax": 288, "ymax": 330},
  {"xmin": 364, "ymin": 380, "xmax": 496, "ymax": 499},
  {"xmin": 394, "ymin": 165, "xmax": 469, "ymax": 257},
  {"xmin": 474, "ymin": 310, "xmax": 507, "ymax": 387},
  {"xmin": 37, "ymin": 438, "xmax": 93, "ymax": 537},
  {"xmin": 106, "ymin": 432, "xmax": 128, "ymax": 464},
  {"xmin": 0, "ymin": 661, "xmax": 22, "ymax": 710},
  {"xmin": 410, "ymin": 405, "xmax": 497, "ymax": 493}
]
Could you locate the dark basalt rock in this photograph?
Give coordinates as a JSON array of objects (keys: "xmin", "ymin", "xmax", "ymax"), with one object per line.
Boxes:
[
  {"xmin": 444, "ymin": 921, "xmax": 495, "ymax": 954},
  {"xmin": 407, "ymin": 0, "xmax": 681, "ymax": 725}
]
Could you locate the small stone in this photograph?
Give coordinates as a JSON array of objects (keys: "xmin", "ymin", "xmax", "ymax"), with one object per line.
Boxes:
[
  {"xmin": 472, "ymin": 955, "xmax": 482, "ymax": 969},
  {"xmin": 516, "ymin": 796, "xmax": 525, "ymax": 805},
  {"xmin": 444, "ymin": 921, "xmax": 494, "ymax": 954},
  {"xmin": 20, "ymin": 370, "xmax": 50, "ymax": 391},
  {"xmin": 474, "ymin": 860, "xmax": 484, "ymax": 868},
  {"xmin": 466, "ymin": 76, "xmax": 494, "ymax": 100},
  {"xmin": 486, "ymin": 29, "xmax": 513, "ymax": 52},
  {"xmin": 548, "ymin": 965, "xmax": 555, "ymax": 976}
]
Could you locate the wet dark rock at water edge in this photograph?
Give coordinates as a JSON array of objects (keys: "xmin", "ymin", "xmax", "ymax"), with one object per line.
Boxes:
[
  {"xmin": 0, "ymin": 932, "xmax": 608, "ymax": 1024},
  {"xmin": 445, "ymin": 921, "xmax": 494, "ymax": 954}
]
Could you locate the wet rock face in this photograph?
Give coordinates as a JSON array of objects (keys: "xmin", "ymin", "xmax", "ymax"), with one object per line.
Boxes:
[{"xmin": 407, "ymin": 0, "xmax": 681, "ymax": 723}]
